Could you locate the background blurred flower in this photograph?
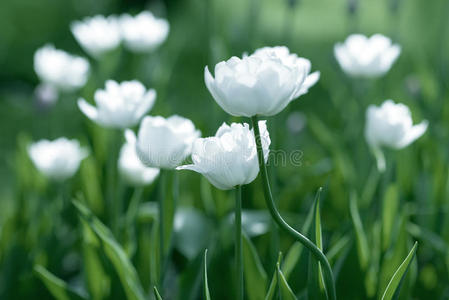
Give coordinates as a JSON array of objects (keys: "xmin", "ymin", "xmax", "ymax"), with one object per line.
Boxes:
[
  {"xmin": 252, "ymin": 46, "xmax": 320, "ymax": 98},
  {"xmin": 136, "ymin": 115, "xmax": 200, "ymax": 169},
  {"xmin": 205, "ymin": 54, "xmax": 307, "ymax": 117},
  {"xmin": 34, "ymin": 44, "xmax": 90, "ymax": 91},
  {"xmin": 71, "ymin": 15, "xmax": 121, "ymax": 58},
  {"xmin": 334, "ymin": 34, "xmax": 401, "ymax": 77},
  {"xmin": 365, "ymin": 99, "xmax": 428, "ymax": 171},
  {"xmin": 119, "ymin": 11, "xmax": 169, "ymax": 53},
  {"xmin": 177, "ymin": 121, "xmax": 270, "ymax": 190},
  {"xmin": 28, "ymin": 138, "xmax": 88, "ymax": 181},
  {"xmin": 119, "ymin": 130, "xmax": 159, "ymax": 186},
  {"xmin": 78, "ymin": 80, "xmax": 156, "ymax": 129}
]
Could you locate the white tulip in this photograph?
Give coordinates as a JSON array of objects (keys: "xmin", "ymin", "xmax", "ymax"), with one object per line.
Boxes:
[
  {"xmin": 136, "ymin": 115, "xmax": 201, "ymax": 169},
  {"xmin": 177, "ymin": 121, "xmax": 270, "ymax": 190},
  {"xmin": 28, "ymin": 138, "xmax": 88, "ymax": 180},
  {"xmin": 34, "ymin": 44, "xmax": 90, "ymax": 91},
  {"xmin": 334, "ymin": 34, "xmax": 401, "ymax": 78},
  {"xmin": 119, "ymin": 130, "xmax": 159, "ymax": 186},
  {"xmin": 78, "ymin": 80, "xmax": 156, "ymax": 129},
  {"xmin": 365, "ymin": 100, "xmax": 428, "ymax": 171},
  {"xmin": 71, "ymin": 15, "xmax": 121, "ymax": 58},
  {"xmin": 119, "ymin": 11, "xmax": 169, "ymax": 53},
  {"xmin": 252, "ymin": 46, "xmax": 320, "ymax": 98},
  {"xmin": 205, "ymin": 54, "xmax": 307, "ymax": 117}
]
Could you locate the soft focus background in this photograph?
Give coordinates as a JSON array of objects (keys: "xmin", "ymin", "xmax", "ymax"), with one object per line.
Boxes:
[{"xmin": 1, "ymin": 0, "xmax": 449, "ymax": 299}]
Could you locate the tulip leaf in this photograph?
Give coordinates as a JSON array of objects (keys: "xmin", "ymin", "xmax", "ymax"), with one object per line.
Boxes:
[
  {"xmin": 34, "ymin": 265, "xmax": 87, "ymax": 300},
  {"xmin": 242, "ymin": 232, "xmax": 267, "ymax": 300},
  {"xmin": 381, "ymin": 242, "xmax": 418, "ymax": 300},
  {"xmin": 265, "ymin": 252, "xmax": 282, "ymax": 300},
  {"xmin": 73, "ymin": 200, "xmax": 146, "ymax": 300},
  {"xmin": 307, "ymin": 189, "xmax": 326, "ymax": 300},
  {"xmin": 382, "ymin": 184, "xmax": 399, "ymax": 251},
  {"xmin": 277, "ymin": 262, "xmax": 298, "ymax": 300},
  {"xmin": 153, "ymin": 286, "xmax": 163, "ymax": 300},
  {"xmin": 203, "ymin": 249, "xmax": 211, "ymax": 300},
  {"xmin": 349, "ymin": 191, "xmax": 370, "ymax": 271}
]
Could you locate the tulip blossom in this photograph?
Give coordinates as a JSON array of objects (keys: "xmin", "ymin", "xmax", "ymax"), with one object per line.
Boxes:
[
  {"xmin": 252, "ymin": 46, "xmax": 320, "ymax": 98},
  {"xmin": 334, "ymin": 34, "xmax": 401, "ymax": 78},
  {"xmin": 365, "ymin": 100, "xmax": 428, "ymax": 171},
  {"xmin": 119, "ymin": 11, "xmax": 169, "ymax": 52},
  {"xmin": 177, "ymin": 121, "xmax": 270, "ymax": 190},
  {"xmin": 118, "ymin": 130, "xmax": 160, "ymax": 186},
  {"xmin": 78, "ymin": 80, "xmax": 156, "ymax": 129},
  {"xmin": 34, "ymin": 44, "xmax": 90, "ymax": 91},
  {"xmin": 71, "ymin": 15, "xmax": 121, "ymax": 58},
  {"xmin": 135, "ymin": 115, "xmax": 200, "ymax": 169},
  {"xmin": 205, "ymin": 51, "xmax": 312, "ymax": 117},
  {"xmin": 28, "ymin": 138, "xmax": 88, "ymax": 180}
]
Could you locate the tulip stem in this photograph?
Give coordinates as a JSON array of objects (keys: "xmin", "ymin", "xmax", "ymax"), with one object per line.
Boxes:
[
  {"xmin": 235, "ymin": 185, "xmax": 243, "ymax": 300},
  {"xmin": 251, "ymin": 116, "xmax": 337, "ymax": 300},
  {"xmin": 158, "ymin": 170, "xmax": 166, "ymax": 289}
]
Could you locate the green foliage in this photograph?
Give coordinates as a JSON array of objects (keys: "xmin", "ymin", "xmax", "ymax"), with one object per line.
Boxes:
[{"xmin": 34, "ymin": 265, "xmax": 87, "ymax": 300}]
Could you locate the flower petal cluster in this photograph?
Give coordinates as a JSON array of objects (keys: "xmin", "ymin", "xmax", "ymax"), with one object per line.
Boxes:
[
  {"xmin": 136, "ymin": 115, "xmax": 200, "ymax": 169},
  {"xmin": 71, "ymin": 15, "xmax": 121, "ymax": 58},
  {"xmin": 334, "ymin": 34, "xmax": 401, "ymax": 77},
  {"xmin": 365, "ymin": 100, "xmax": 428, "ymax": 171},
  {"xmin": 177, "ymin": 121, "xmax": 270, "ymax": 190},
  {"xmin": 78, "ymin": 80, "xmax": 156, "ymax": 129},
  {"xmin": 28, "ymin": 138, "xmax": 88, "ymax": 180},
  {"xmin": 118, "ymin": 130, "xmax": 160, "ymax": 186},
  {"xmin": 205, "ymin": 46, "xmax": 317, "ymax": 117},
  {"xmin": 34, "ymin": 44, "xmax": 90, "ymax": 91},
  {"xmin": 119, "ymin": 11, "xmax": 169, "ymax": 52}
]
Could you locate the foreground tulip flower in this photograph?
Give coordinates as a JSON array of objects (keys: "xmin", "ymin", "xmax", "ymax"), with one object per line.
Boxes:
[
  {"xmin": 205, "ymin": 53, "xmax": 308, "ymax": 117},
  {"xmin": 118, "ymin": 130, "xmax": 159, "ymax": 186},
  {"xmin": 71, "ymin": 15, "xmax": 121, "ymax": 58},
  {"xmin": 119, "ymin": 11, "xmax": 169, "ymax": 52},
  {"xmin": 135, "ymin": 115, "xmax": 200, "ymax": 169},
  {"xmin": 365, "ymin": 100, "xmax": 428, "ymax": 171},
  {"xmin": 78, "ymin": 80, "xmax": 156, "ymax": 129},
  {"xmin": 28, "ymin": 138, "xmax": 88, "ymax": 180},
  {"xmin": 177, "ymin": 121, "xmax": 270, "ymax": 190},
  {"xmin": 334, "ymin": 34, "xmax": 400, "ymax": 78},
  {"xmin": 34, "ymin": 44, "xmax": 90, "ymax": 91},
  {"xmin": 252, "ymin": 46, "xmax": 320, "ymax": 98}
]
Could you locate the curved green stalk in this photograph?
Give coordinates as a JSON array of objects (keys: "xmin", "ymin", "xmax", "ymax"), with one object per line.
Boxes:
[
  {"xmin": 235, "ymin": 185, "xmax": 243, "ymax": 300},
  {"xmin": 251, "ymin": 116, "xmax": 337, "ymax": 300}
]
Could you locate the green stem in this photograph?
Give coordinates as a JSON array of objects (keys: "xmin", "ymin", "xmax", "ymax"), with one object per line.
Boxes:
[
  {"xmin": 251, "ymin": 116, "xmax": 337, "ymax": 300},
  {"xmin": 158, "ymin": 170, "xmax": 166, "ymax": 288},
  {"xmin": 235, "ymin": 185, "xmax": 243, "ymax": 300}
]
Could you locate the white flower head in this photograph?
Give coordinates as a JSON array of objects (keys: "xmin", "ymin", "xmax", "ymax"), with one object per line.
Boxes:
[
  {"xmin": 205, "ymin": 52, "xmax": 309, "ymax": 117},
  {"xmin": 119, "ymin": 130, "xmax": 160, "ymax": 186},
  {"xmin": 28, "ymin": 138, "xmax": 88, "ymax": 181},
  {"xmin": 34, "ymin": 44, "xmax": 90, "ymax": 91},
  {"xmin": 136, "ymin": 115, "xmax": 201, "ymax": 169},
  {"xmin": 78, "ymin": 80, "xmax": 156, "ymax": 129},
  {"xmin": 334, "ymin": 34, "xmax": 401, "ymax": 78},
  {"xmin": 71, "ymin": 15, "xmax": 121, "ymax": 58},
  {"xmin": 252, "ymin": 46, "xmax": 320, "ymax": 98},
  {"xmin": 177, "ymin": 121, "xmax": 270, "ymax": 190},
  {"xmin": 365, "ymin": 100, "xmax": 428, "ymax": 171},
  {"xmin": 119, "ymin": 11, "xmax": 169, "ymax": 53}
]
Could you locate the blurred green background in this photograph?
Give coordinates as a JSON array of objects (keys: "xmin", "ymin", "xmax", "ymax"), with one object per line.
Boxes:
[{"xmin": 1, "ymin": 0, "xmax": 449, "ymax": 299}]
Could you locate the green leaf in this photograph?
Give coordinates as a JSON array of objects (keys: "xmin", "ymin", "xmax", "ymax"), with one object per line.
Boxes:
[
  {"xmin": 34, "ymin": 265, "xmax": 87, "ymax": 300},
  {"xmin": 308, "ymin": 189, "xmax": 326, "ymax": 300},
  {"xmin": 265, "ymin": 253, "xmax": 282, "ymax": 300},
  {"xmin": 382, "ymin": 184, "xmax": 399, "ymax": 251},
  {"xmin": 153, "ymin": 286, "xmax": 163, "ymax": 300},
  {"xmin": 381, "ymin": 242, "xmax": 418, "ymax": 300},
  {"xmin": 242, "ymin": 232, "xmax": 268, "ymax": 300},
  {"xmin": 349, "ymin": 191, "xmax": 370, "ymax": 271},
  {"xmin": 277, "ymin": 262, "xmax": 298, "ymax": 300},
  {"xmin": 73, "ymin": 200, "xmax": 146, "ymax": 300},
  {"xmin": 203, "ymin": 249, "xmax": 211, "ymax": 300}
]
